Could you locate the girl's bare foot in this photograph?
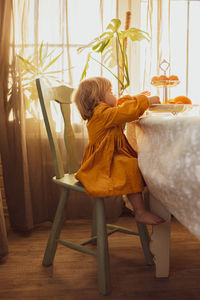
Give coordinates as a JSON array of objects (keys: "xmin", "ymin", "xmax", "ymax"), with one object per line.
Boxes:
[
  {"xmin": 127, "ymin": 192, "xmax": 165, "ymax": 225},
  {"xmin": 135, "ymin": 210, "xmax": 165, "ymax": 225}
]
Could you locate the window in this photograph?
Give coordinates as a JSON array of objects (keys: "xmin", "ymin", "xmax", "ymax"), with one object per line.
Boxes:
[
  {"xmin": 13, "ymin": 0, "xmax": 117, "ymax": 88},
  {"xmin": 140, "ymin": 0, "xmax": 200, "ymax": 104},
  {"xmin": 12, "ymin": 0, "xmax": 117, "ymax": 124}
]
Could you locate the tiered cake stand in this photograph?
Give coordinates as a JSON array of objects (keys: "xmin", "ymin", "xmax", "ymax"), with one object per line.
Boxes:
[{"xmin": 151, "ymin": 59, "xmax": 180, "ymax": 104}]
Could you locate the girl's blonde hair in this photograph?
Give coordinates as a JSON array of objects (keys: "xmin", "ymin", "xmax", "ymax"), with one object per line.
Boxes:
[{"xmin": 73, "ymin": 77, "xmax": 111, "ymax": 120}]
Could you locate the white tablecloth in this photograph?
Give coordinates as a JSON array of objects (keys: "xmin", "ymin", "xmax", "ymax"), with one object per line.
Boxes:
[{"xmin": 135, "ymin": 108, "xmax": 200, "ymax": 239}]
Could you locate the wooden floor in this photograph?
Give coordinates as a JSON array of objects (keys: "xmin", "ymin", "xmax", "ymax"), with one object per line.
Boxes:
[{"xmin": 1, "ymin": 216, "xmax": 200, "ymax": 300}]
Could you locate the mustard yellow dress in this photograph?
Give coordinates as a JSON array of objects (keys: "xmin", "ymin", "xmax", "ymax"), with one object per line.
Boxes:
[{"xmin": 75, "ymin": 94, "xmax": 149, "ymax": 197}]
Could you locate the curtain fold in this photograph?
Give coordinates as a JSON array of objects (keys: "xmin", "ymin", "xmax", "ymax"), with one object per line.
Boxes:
[
  {"xmin": 0, "ymin": 1, "xmax": 34, "ymax": 232},
  {"xmin": 0, "ymin": 188, "xmax": 8, "ymax": 259},
  {"xmin": 0, "ymin": 0, "xmax": 123, "ymax": 249},
  {"xmin": 0, "ymin": 0, "xmax": 12, "ymax": 258}
]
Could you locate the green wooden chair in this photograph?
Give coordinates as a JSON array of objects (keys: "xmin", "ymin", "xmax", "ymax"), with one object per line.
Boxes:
[{"xmin": 36, "ymin": 78, "xmax": 154, "ymax": 295}]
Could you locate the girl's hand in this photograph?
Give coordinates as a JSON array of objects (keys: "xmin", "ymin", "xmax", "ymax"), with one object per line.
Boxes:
[
  {"xmin": 148, "ymin": 96, "xmax": 161, "ymax": 106},
  {"xmin": 141, "ymin": 90, "xmax": 151, "ymax": 96}
]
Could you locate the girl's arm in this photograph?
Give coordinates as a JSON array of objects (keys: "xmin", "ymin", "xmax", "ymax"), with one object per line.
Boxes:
[{"xmin": 102, "ymin": 94, "xmax": 150, "ymax": 128}]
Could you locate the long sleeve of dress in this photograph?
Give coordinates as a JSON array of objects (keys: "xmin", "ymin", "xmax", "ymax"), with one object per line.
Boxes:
[{"xmin": 100, "ymin": 94, "xmax": 149, "ymax": 128}]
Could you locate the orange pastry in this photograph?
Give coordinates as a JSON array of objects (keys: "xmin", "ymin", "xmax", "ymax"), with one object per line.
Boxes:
[
  {"xmin": 151, "ymin": 76, "xmax": 159, "ymax": 83},
  {"xmin": 159, "ymin": 75, "xmax": 168, "ymax": 81},
  {"xmin": 168, "ymin": 75, "xmax": 179, "ymax": 81},
  {"xmin": 173, "ymin": 96, "xmax": 192, "ymax": 104}
]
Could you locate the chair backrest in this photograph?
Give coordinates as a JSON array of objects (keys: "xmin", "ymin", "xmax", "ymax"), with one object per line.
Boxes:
[{"xmin": 36, "ymin": 78, "xmax": 80, "ymax": 178}]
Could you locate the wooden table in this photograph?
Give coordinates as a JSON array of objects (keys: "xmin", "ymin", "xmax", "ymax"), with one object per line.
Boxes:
[{"xmin": 127, "ymin": 104, "xmax": 200, "ymax": 277}]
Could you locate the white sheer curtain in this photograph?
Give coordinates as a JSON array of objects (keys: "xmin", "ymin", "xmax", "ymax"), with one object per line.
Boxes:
[
  {"xmin": 13, "ymin": 0, "xmax": 119, "ymax": 163},
  {"xmin": 1, "ymin": 0, "xmax": 125, "ymax": 233},
  {"xmin": 140, "ymin": 0, "xmax": 200, "ymax": 104}
]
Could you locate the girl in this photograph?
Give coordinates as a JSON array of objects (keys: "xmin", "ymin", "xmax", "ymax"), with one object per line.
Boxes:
[{"xmin": 73, "ymin": 77, "xmax": 164, "ymax": 225}]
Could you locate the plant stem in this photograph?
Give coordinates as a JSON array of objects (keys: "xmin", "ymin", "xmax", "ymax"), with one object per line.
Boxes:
[{"xmin": 90, "ymin": 55, "xmax": 125, "ymax": 90}]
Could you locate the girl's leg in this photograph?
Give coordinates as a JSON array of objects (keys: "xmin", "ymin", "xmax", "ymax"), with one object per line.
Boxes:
[{"xmin": 127, "ymin": 192, "xmax": 165, "ymax": 225}]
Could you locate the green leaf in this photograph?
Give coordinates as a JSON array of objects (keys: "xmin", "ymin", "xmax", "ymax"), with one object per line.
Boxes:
[
  {"xmin": 17, "ymin": 55, "xmax": 38, "ymax": 73},
  {"xmin": 77, "ymin": 39, "xmax": 100, "ymax": 53},
  {"xmin": 93, "ymin": 40, "xmax": 110, "ymax": 53},
  {"xmin": 39, "ymin": 40, "xmax": 44, "ymax": 64},
  {"xmin": 106, "ymin": 19, "xmax": 121, "ymax": 33},
  {"xmin": 92, "ymin": 40, "xmax": 104, "ymax": 51},
  {"xmin": 43, "ymin": 52, "xmax": 62, "ymax": 72},
  {"xmin": 16, "ymin": 41, "xmax": 67, "ymax": 104},
  {"xmin": 43, "ymin": 44, "xmax": 49, "ymax": 60},
  {"xmin": 99, "ymin": 32, "xmax": 112, "ymax": 40},
  {"xmin": 121, "ymin": 28, "xmax": 151, "ymax": 42},
  {"xmin": 102, "ymin": 39, "xmax": 117, "ymax": 68},
  {"xmin": 46, "ymin": 49, "xmax": 55, "ymax": 58},
  {"xmin": 80, "ymin": 52, "xmax": 91, "ymax": 80}
]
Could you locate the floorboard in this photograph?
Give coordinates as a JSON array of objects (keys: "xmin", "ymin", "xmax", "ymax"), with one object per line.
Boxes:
[{"xmin": 1, "ymin": 216, "xmax": 200, "ymax": 300}]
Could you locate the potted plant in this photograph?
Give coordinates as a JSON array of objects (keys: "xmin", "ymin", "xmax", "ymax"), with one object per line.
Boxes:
[
  {"xmin": 16, "ymin": 41, "xmax": 65, "ymax": 117},
  {"xmin": 78, "ymin": 13, "xmax": 150, "ymax": 96}
]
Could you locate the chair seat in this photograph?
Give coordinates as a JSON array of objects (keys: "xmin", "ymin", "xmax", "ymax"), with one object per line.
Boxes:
[{"xmin": 53, "ymin": 174, "xmax": 85, "ymax": 193}]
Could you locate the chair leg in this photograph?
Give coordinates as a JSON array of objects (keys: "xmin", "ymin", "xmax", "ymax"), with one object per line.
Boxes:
[
  {"xmin": 136, "ymin": 222, "xmax": 154, "ymax": 265},
  {"xmin": 91, "ymin": 205, "xmax": 97, "ymax": 245},
  {"xmin": 42, "ymin": 189, "xmax": 69, "ymax": 266},
  {"xmin": 95, "ymin": 197, "xmax": 111, "ymax": 295}
]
